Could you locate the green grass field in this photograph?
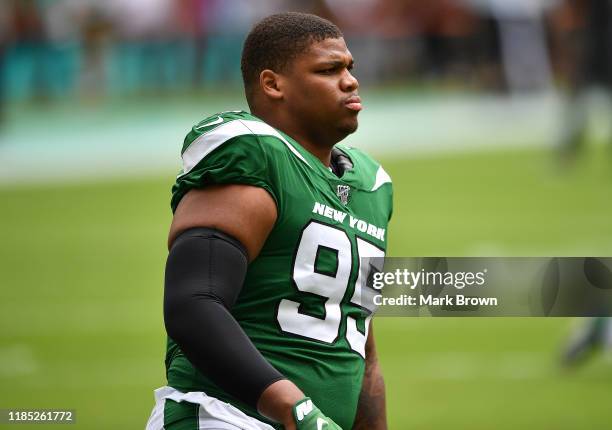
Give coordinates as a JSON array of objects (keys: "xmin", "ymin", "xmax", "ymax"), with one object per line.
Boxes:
[{"xmin": 1, "ymin": 143, "xmax": 612, "ymax": 429}]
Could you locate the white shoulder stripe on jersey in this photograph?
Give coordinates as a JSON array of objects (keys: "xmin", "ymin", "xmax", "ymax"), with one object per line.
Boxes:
[
  {"xmin": 371, "ymin": 165, "xmax": 392, "ymax": 191},
  {"xmin": 180, "ymin": 119, "xmax": 309, "ymax": 177}
]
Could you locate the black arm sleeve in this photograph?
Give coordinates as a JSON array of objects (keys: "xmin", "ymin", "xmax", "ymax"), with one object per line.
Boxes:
[{"xmin": 163, "ymin": 227, "xmax": 286, "ymax": 408}]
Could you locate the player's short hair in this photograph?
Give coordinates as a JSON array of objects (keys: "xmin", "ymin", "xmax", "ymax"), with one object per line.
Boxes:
[{"xmin": 241, "ymin": 12, "xmax": 343, "ymax": 105}]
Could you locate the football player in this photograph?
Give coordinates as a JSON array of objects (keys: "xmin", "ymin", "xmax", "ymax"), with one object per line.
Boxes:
[
  {"xmin": 562, "ymin": 317, "xmax": 612, "ymax": 366},
  {"xmin": 147, "ymin": 12, "xmax": 393, "ymax": 430}
]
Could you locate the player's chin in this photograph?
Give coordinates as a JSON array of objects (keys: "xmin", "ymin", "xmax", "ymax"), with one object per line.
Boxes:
[{"xmin": 338, "ymin": 116, "xmax": 359, "ymax": 135}]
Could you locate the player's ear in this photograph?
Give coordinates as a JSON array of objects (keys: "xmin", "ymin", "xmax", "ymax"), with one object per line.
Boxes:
[{"xmin": 259, "ymin": 70, "xmax": 283, "ymax": 101}]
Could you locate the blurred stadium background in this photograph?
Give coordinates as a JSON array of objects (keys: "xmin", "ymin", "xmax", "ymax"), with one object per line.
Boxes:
[{"xmin": 1, "ymin": 0, "xmax": 612, "ymax": 428}]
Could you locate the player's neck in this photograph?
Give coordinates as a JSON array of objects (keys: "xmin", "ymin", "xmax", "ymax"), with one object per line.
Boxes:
[
  {"xmin": 253, "ymin": 110, "xmax": 333, "ymax": 167},
  {"xmin": 286, "ymin": 131, "xmax": 333, "ymax": 167}
]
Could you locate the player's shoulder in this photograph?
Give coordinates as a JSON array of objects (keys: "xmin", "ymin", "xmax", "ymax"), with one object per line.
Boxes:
[
  {"xmin": 181, "ymin": 110, "xmax": 286, "ymax": 154},
  {"xmin": 173, "ymin": 111, "xmax": 287, "ymax": 212},
  {"xmin": 189, "ymin": 110, "xmax": 259, "ymax": 140},
  {"xmin": 179, "ymin": 110, "xmax": 294, "ymax": 178},
  {"xmin": 336, "ymin": 144, "xmax": 392, "ymax": 192}
]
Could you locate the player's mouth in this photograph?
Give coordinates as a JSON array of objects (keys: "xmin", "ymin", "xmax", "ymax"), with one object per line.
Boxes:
[{"xmin": 344, "ymin": 95, "xmax": 362, "ymax": 112}]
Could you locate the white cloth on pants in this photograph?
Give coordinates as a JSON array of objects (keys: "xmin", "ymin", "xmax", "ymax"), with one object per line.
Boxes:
[{"xmin": 146, "ymin": 386, "xmax": 276, "ymax": 430}]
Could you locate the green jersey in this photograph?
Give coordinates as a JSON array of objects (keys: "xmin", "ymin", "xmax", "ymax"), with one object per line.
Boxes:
[{"xmin": 167, "ymin": 111, "xmax": 393, "ymax": 429}]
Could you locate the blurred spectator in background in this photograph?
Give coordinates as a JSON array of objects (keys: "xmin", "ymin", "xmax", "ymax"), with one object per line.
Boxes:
[
  {"xmin": 76, "ymin": 1, "xmax": 113, "ymax": 99},
  {"xmin": 325, "ymin": 0, "xmax": 385, "ymax": 83},
  {"xmin": 466, "ymin": 0, "xmax": 558, "ymax": 93},
  {"xmin": 325, "ymin": 0, "xmax": 482, "ymax": 86},
  {"xmin": 108, "ymin": 0, "xmax": 175, "ymax": 95},
  {"xmin": 562, "ymin": 317, "xmax": 612, "ymax": 366},
  {"xmin": 421, "ymin": 0, "xmax": 479, "ymax": 85},
  {"xmin": 40, "ymin": 0, "xmax": 82, "ymax": 99},
  {"xmin": 199, "ymin": 0, "xmax": 274, "ymax": 87},
  {"xmin": 552, "ymin": 0, "xmax": 612, "ymax": 161},
  {"xmin": 174, "ymin": 0, "xmax": 210, "ymax": 89},
  {"xmin": 0, "ymin": 2, "xmax": 12, "ymax": 125},
  {"xmin": 1, "ymin": 0, "xmax": 610, "ymax": 103},
  {"xmin": 9, "ymin": 0, "xmax": 47, "ymax": 101}
]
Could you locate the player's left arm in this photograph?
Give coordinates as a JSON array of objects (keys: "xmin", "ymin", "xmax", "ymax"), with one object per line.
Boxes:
[{"xmin": 352, "ymin": 322, "xmax": 387, "ymax": 430}]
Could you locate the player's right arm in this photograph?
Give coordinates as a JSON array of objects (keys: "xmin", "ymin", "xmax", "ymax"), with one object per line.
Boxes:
[
  {"xmin": 166, "ymin": 184, "xmax": 308, "ymax": 429},
  {"xmin": 166, "ymin": 114, "xmax": 341, "ymax": 429},
  {"xmin": 168, "ymin": 185, "xmax": 342, "ymax": 430}
]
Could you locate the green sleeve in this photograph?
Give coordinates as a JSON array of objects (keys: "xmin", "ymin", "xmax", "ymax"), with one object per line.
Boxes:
[{"xmin": 171, "ymin": 134, "xmax": 278, "ymax": 212}]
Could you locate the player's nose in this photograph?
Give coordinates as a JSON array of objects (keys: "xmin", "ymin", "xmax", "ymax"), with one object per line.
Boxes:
[{"xmin": 340, "ymin": 69, "xmax": 359, "ymax": 93}]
